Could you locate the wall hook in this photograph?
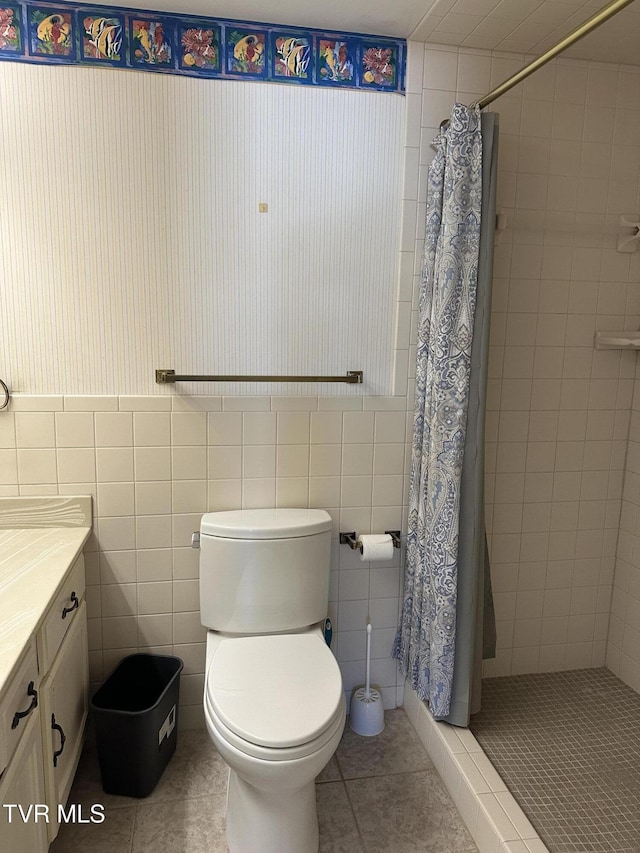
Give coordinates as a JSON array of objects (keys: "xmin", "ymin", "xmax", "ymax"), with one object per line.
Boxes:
[{"xmin": 617, "ymin": 214, "xmax": 640, "ymax": 253}]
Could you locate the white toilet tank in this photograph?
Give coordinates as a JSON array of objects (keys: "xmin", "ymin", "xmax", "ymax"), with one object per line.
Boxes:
[{"xmin": 200, "ymin": 509, "xmax": 333, "ymax": 634}]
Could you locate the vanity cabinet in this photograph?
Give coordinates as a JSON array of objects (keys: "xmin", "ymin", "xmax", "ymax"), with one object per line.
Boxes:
[
  {"xmin": 0, "ymin": 711, "xmax": 49, "ymax": 853},
  {"xmin": 0, "ymin": 639, "xmax": 39, "ymax": 779},
  {"xmin": 40, "ymin": 598, "xmax": 89, "ymax": 841},
  {"xmin": 39, "ymin": 553, "xmax": 86, "ymax": 673},
  {"xmin": 0, "ymin": 551, "xmax": 89, "ymax": 850}
]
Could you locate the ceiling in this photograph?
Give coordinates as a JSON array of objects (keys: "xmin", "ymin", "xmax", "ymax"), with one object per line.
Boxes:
[
  {"xmin": 410, "ymin": 0, "xmax": 640, "ymax": 67},
  {"xmin": 88, "ymin": 0, "xmax": 640, "ymax": 66}
]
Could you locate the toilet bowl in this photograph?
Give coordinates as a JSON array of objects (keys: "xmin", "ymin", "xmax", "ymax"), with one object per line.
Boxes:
[
  {"xmin": 203, "ymin": 627, "xmax": 345, "ymax": 853},
  {"xmin": 198, "ymin": 508, "xmax": 345, "ymax": 853}
]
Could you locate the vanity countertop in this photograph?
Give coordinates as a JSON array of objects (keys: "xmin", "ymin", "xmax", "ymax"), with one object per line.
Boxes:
[{"xmin": 0, "ymin": 497, "xmax": 92, "ymax": 694}]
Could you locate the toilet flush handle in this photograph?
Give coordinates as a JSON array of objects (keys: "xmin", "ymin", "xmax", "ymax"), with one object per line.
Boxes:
[{"xmin": 191, "ymin": 532, "xmax": 200, "ymax": 549}]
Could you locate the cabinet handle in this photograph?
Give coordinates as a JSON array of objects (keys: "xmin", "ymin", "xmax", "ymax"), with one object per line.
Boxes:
[
  {"xmin": 61, "ymin": 591, "xmax": 79, "ymax": 620},
  {"xmin": 51, "ymin": 714, "xmax": 66, "ymax": 767},
  {"xmin": 11, "ymin": 681, "xmax": 38, "ymax": 729}
]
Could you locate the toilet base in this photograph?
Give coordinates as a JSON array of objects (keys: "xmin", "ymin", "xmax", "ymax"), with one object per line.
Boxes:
[{"xmin": 226, "ymin": 769, "xmax": 319, "ymax": 853}]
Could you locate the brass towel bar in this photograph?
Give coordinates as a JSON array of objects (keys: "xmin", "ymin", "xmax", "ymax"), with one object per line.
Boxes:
[{"xmin": 155, "ymin": 369, "xmax": 363, "ymax": 385}]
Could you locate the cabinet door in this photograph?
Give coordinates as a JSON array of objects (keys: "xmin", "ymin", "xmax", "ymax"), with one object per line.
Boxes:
[
  {"xmin": 0, "ymin": 640, "xmax": 39, "ymax": 778},
  {"xmin": 41, "ymin": 599, "xmax": 89, "ymax": 842},
  {"xmin": 39, "ymin": 554, "xmax": 86, "ymax": 673},
  {"xmin": 0, "ymin": 711, "xmax": 49, "ymax": 853}
]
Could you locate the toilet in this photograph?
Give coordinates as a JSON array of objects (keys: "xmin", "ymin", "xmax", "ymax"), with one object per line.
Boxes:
[{"xmin": 199, "ymin": 508, "xmax": 346, "ymax": 853}]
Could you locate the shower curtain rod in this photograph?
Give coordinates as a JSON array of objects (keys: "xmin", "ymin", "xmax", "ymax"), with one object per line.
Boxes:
[{"xmin": 469, "ymin": 0, "xmax": 635, "ymax": 111}]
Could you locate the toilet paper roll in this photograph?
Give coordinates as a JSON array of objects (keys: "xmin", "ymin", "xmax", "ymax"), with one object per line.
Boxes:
[{"xmin": 359, "ymin": 534, "xmax": 394, "ymax": 562}]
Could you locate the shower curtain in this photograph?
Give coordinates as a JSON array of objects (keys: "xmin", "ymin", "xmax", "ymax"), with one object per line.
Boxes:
[{"xmin": 393, "ymin": 103, "xmax": 498, "ymax": 727}]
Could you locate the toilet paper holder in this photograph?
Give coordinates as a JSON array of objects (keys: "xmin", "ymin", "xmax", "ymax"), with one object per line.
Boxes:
[{"xmin": 339, "ymin": 531, "xmax": 401, "ymax": 551}]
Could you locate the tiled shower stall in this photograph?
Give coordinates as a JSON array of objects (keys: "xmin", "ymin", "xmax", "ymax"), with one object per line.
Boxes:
[
  {"xmin": 405, "ymin": 43, "xmax": 640, "ymax": 684},
  {"xmin": 402, "ymin": 40, "xmax": 640, "ymax": 853}
]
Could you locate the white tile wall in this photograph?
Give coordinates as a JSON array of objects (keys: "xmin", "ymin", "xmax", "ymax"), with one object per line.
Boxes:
[{"xmin": 0, "ymin": 394, "xmax": 411, "ymax": 727}]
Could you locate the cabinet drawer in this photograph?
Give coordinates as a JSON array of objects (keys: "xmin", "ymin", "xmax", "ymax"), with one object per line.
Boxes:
[
  {"xmin": 37, "ymin": 555, "xmax": 85, "ymax": 674},
  {"xmin": 0, "ymin": 640, "xmax": 39, "ymax": 777},
  {"xmin": 41, "ymin": 600, "xmax": 89, "ymax": 842}
]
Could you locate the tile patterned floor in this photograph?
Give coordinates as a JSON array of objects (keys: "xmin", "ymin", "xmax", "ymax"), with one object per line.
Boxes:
[
  {"xmin": 470, "ymin": 668, "xmax": 640, "ymax": 853},
  {"xmin": 51, "ymin": 709, "xmax": 477, "ymax": 853}
]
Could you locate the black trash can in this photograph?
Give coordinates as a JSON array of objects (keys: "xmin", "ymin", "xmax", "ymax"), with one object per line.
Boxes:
[{"xmin": 91, "ymin": 654, "xmax": 184, "ymax": 797}]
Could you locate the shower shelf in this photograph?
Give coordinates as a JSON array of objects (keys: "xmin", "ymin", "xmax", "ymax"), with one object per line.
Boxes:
[{"xmin": 594, "ymin": 331, "xmax": 640, "ymax": 350}]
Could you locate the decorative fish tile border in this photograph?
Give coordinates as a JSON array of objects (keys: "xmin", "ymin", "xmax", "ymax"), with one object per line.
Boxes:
[
  {"xmin": 28, "ymin": 6, "xmax": 76, "ymax": 60},
  {"xmin": 80, "ymin": 9, "xmax": 124, "ymax": 65},
  {"xmin": 0, "ymin": 0, "xmax": 405, "ymax": 92},
  {"xmin": 226, "ymin": 27, "xmax": 266, "ymax": 78}
]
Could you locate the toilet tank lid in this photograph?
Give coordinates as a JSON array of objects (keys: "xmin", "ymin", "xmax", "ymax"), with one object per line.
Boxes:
[{"xmin": 200, "ymin": 508, "xmax": 332, "ymax": 539}]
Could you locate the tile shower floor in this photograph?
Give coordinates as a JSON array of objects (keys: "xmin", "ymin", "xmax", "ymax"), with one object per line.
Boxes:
[
  {"xmin": 51, "ymin": 709, "xmax": 478, "ymax": 853},
  {"xmin": 470, "ymin": 668, "xmax": 640, "ymax": 853}
]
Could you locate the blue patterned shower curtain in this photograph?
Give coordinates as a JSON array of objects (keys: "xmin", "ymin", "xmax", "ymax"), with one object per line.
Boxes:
[{"xmin": 393, "ymin": 103, "xmax": 497, "ymax": 725}]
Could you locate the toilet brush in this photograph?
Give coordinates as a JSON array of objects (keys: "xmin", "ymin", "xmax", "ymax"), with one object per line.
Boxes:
[{"xmin": 349, "ymin": 623, "xmax": 385, "ymax": 736}]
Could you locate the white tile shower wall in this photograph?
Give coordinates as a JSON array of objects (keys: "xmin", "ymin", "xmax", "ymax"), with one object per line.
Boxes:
[
  {"xmin": 401, "ymin": 41, "xmax": 640, "ymax": 677},
  {"xmin": 0, "ymin": 394, "xmax": 411, "ymax": 728}
]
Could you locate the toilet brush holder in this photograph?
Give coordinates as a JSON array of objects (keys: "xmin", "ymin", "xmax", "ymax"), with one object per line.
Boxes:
[
  {"xmin": 349, "ymin": 623, "xmax": 385, "ymax": 737},
  {"xmin": 350, "ymin": 685, "xmax": 385, "ymax": 736}
]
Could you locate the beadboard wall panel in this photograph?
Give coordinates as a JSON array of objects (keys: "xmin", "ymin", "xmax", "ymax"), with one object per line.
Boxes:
[{"xmin": 0, "ymin": 63, "xmax": 404, "ymax": 396}]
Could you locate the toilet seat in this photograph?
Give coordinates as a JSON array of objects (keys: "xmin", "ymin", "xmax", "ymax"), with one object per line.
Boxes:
[
  {"xmin": 205, "ymin": 632, "xmax": 344, "ymax": 757},
  {"xmin": 205, "ymin": 690, "xmax": 345, "ymax": 762}
]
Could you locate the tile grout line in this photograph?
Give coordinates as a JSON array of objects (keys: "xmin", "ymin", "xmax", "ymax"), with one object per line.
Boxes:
[
  {"xmin": 128, "ymin": 801, "xmax": 137, "ymax": 853},
  {"xmin": 339, "ymin": 766, "xmax": 435, "ymax": 782},
  {"xmin": 340, "ymin": 776, "xmax": 370, "ymax": 853},
  {"xmin": 332, "ymin": 746, "xmax": 369, "ymax": 850},
  {"xmin": 335, "ymin": 750, "xmax": 345, "ymax": 781}
]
